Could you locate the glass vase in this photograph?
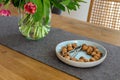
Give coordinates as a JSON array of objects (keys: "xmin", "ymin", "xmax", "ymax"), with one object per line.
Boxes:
[{"xmin": 18, "ymin": 11, "xmax": 51, "ymax": 40}]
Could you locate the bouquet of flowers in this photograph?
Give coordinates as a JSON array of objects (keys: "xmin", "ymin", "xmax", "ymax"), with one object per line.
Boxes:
[{"xmin": 0, "ymin": 0, "xmax": 85, "ymax": 40}]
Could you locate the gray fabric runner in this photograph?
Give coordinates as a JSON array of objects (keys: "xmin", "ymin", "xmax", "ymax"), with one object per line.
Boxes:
[{"xmin": 0, "ymin": 17, "xmax": 120, "ymax": 80}]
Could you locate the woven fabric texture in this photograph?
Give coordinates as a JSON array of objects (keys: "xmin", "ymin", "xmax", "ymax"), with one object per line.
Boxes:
[{"xmin": 0, "ymin": 17, "xmax": 120, "ymax": 80}]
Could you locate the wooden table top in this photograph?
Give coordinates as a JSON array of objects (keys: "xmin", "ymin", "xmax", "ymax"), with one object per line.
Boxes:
[{"xmin": 0, "ymin": 14, "xmax": 120, "ymax": 80}]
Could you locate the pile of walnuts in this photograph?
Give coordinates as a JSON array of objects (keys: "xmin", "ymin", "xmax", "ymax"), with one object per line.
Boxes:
[{"xmin": 60, "ymin": 43, "xmax": 102, "ymax": 62}]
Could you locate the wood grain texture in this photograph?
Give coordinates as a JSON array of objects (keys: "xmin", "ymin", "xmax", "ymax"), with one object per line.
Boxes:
[
  {"xmin": 108, "ymin": 0, "xmax": 120, "ymax": 2},
  {"xmin": 87, "ymin": 0, "xmax": 94, "ymax": 22},
  {"xmin": 87, "ymin": 0, "xmax": 120, "ymax": 30},
  {"xmin": 0, "ymin": 45, "xmax": 79, "ymax": 80},
  {"xmin": 52, "ymin": 14, "xmax": 120, "ymax": 46},
  {"xmin": 1, "ymin": 9, "xmax": 120, "ymax": 79}
]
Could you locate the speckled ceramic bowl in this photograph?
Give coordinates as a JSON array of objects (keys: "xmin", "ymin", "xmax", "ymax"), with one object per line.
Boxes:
[{"xmin": 55, "ymin": 40, "xmax": 107, "ymax": 68}]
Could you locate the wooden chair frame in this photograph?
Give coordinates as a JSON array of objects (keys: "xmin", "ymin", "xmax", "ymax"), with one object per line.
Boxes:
[{"xmin": 87, "ymin": 0, "xmax": 120, "ymax": 30}]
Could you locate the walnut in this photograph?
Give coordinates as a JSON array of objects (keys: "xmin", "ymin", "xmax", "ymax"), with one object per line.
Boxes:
[
  {"xmin": 97, "ymin": 51, "xmax": 102, "ymax": 56},
  {"xmin": 70, "ymin": 57, "xmax": 77, "ymax": 61},
  {"xmin": 78, "ymin": 59, "xmax": 84, "ymax": 62},
  {"xmin": 93, "ymin": 55, "xmax": 100, "ymax": 60},
  {"xmin": 91, "ymin": 51, "xmax": 97, "ymax": 56},
  {"xmin": 67, "ymin": 44, "xmax": 72, "ymax": 47},
  {"xmin": 89, "ymin": 57, "xmax": 96, "ymax": 62},
  {"xmin": 86, "ymin": 46, "xmax": 93, "ymax": 55},
  {"xmin": 79, "ymin": 56, "xmax": 84, "ymax": 59},
  {"xmin": 79, "ymin": 56, "xmax": 89, "ymax": 62},
  {"xmin": 84, "ymin": 59, "xmax": 89, "ymax": 62},
  {"xmin": 92, "ymin": 46, "xmax": 97, "ymax": 51},
  {"xmin": 95, "ymin": 53, "xmax": 101, "ymax": 58},
  {"xmin": 61, "ymin": 47, "xmax": 67, "ymax": 54},
  {"xmin": 72, "ymin": 43, "xmax": 77, "ymax": 48},
  {"xmin": 64, "ymin": 55, "xmax": 71, "ymax": 60},
  {"xmin": 94, "ymin": 48, "xmax": 99, "ymax": 52},
  {"xmin": 60, "ymin": 43, "xmax": 103, "ymax": 63},
  {"xmin": 82, "ymin": 44, "xmax": 88, "ymax": 51},
  {"xmin": 67, "ymin": 46, "xmax": 73, "ymax": 52}
]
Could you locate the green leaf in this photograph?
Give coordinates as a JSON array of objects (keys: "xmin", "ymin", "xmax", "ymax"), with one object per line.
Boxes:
[
  {"xmin": 60, "ymin": 0, "xmax": 71, "ymax": 5},
  {"xmin": 43, "ymin": 0, "xmax": 51, "ymax": 24},
  {"xmin": 4, "ymin": 0, "xmax": 9, "ymax": 5},
  {"xmin": 0, "ymin": 0, "xmax": 2, "ymax": 3},
  {"xmin": 30, "ymin": 0, "xmax": 44, "ymax": 22},
  {"xmin": 50, "ymin": 0, "xmax": 86, "ymax": 12},
  {"xmin": 51, "ymin": 0, "xmax": 65, "ymax": 11},
  {"xmin": 75, "ymin": 0, "xmax": 86, "ymax": 3},
  {"xmin": 11, "ymin": 0, "xmax": 27, "ymax": 8},
  {"xmin": 67, "ymin": 1, "xmax": 77, "ymax": 10}
]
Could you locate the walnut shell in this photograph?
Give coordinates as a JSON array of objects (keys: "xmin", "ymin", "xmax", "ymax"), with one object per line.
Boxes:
[
  {"xmin": 67, "ymin": 44, "xmax": 72, "ymax": 47},
  {"xmin": 82, "ymin": 44, "xmax": 88, "ymax": 51},
  {"xmin": 70, "ymin": 57, "xmax": 77, "ymax": 61},
  {"xmin": 72, "ymin": 43, "xmax": 77, "ymax": 48},
  {"xmin": 78, "ymin": 59, "xmax": 84, "ymax": 62},
  {"xmin": 95, "ymin": 53, "xmax": 101, "ymax": 58},
  {"xmin": 92, "ymin": 46, "xmax": 97, "ymax": 51},
  {"xmin": 84, "ymin": 59, "xmax": 89, "ymax": 62},
  {"xmin": 91, "ymin": 52, "xmax": 97, "ymax": 56},
  {"xmin": 61, "ymin": 52, "xmax": 70, "ymax": 57},
  {"xmin": 79, "ymin": 56, "xmax": 84, "ymax": 59},
  {"xmin": 94, "ymin": 48, "xmax": 99, "ymax": 52},
  {"xmin": 89, "ymin": 57, "xmax": 96, "ymax": 62},
  {"xmin": 86, "ymin": 46, "xmax": 93, "ymax": 55},
  {"xmin": 67, "ymin": 46, "xmax": 73, "ymax": 51},
  {"xmin": 62, "ymin": 48, "xmax": 67, "ymax": 54},
  {"xmin": 64, "ymin": 55, "xmax": 71, "ymax": 60},
  {"xmin": 93, "ymin": 55, "xmax": 100, "ymax": 60}
]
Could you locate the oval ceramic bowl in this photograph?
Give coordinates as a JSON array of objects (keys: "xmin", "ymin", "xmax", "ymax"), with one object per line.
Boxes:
[{"xmin": 55, "ymin": 40, "xmax": 107, "ymax": 68}]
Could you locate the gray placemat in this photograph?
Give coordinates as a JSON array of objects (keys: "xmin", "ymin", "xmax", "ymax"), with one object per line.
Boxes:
[{"xmin": 0, "ymin": 16, "xmax": 120, "ymax": 80}]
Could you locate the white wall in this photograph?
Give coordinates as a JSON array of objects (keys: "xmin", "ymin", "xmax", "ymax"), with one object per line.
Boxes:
[{"xmin": 62, "ymin": 0, "xmax": 91, "ymax": 21}]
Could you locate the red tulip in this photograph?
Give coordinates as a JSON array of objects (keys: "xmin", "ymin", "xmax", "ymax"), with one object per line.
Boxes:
[
  {"xmin": 0, "ymin": 9, "xmax": 11, "ymax": 16},
  {"xmin": 24, "ymin": 2, "xmax": 37, "ymax": 14},
  {"xmin": 0, "ymin": 4, "xmax": 3, "ymax": 8}
]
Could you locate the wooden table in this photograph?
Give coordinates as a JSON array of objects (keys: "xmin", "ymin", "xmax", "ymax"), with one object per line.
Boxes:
[{"xmin": 0, "ymin": 14, "xmax": 120, "ymax": 80}]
